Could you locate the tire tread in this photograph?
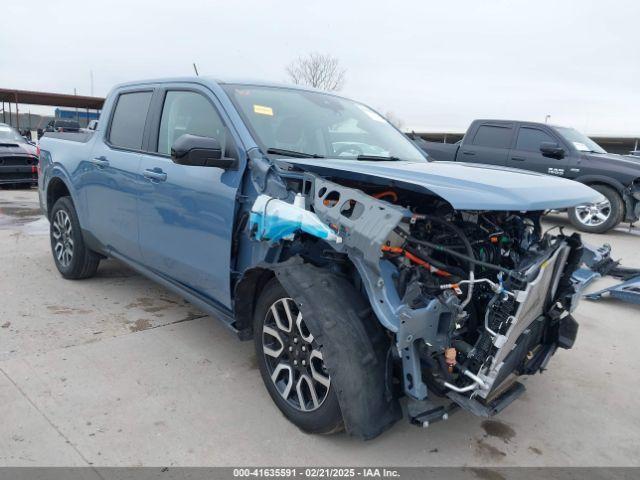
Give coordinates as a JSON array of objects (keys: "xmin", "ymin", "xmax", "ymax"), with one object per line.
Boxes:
[{"xmin": 50, "ymin": 196, "xmax": 100, "ymax": 279}]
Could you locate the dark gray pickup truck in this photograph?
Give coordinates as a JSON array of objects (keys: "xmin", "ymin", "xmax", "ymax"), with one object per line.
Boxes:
[{"xmin": 416, "ymin": 120, "xmax": 640, "ymax": 233}]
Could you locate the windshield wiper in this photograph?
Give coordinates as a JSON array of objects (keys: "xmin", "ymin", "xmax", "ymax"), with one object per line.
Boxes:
[
  {"xmin": 356, "ymin": 154, "xmax": 400, "ymax": 161},
  {"xmin": 266, "ymin": 148, "xmax": 324, "ymax": 159}
]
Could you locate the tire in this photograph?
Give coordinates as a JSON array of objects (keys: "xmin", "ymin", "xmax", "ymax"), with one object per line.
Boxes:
[
  {"xmin": 568, "ymin": 184, "xmax": 624, "ymax": 234},
  {"xmin": 253, "ymin": 278, "xmax": 344, "ymax": 434},
  {"xmin": 49, "ymin": 196, "xmax": 100, "ymax": 279}
]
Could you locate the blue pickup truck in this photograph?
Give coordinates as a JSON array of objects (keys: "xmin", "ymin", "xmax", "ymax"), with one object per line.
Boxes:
[{"xmin": 38, "ymin": 78, "xmax": 600, "ymax": 439}]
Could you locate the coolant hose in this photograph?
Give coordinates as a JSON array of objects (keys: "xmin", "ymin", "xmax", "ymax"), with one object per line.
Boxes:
[
  {"xmin": 415, "ymin": 215, "xmax": 475, "ymax": 273},
  {"xmin": 404, "ymin": 215, "xmax": 476, "ymax": 300},
  {"xmin": 401, "ymin": 234, "xmax": 523, "ymax": 281}
]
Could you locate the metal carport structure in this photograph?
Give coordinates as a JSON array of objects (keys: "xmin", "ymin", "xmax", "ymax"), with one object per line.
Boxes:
[{"xmin": 0, "ymin": 88, "xmax": 105, "ymax": 130}]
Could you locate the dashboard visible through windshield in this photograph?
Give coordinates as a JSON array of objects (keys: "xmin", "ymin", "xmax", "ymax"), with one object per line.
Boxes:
[
  {"xmin": 554, "ymin": 126, "xmax": 607, "ymax": 154},
  {"xmin": 222, "ymin": 84, "xmax": 426, "ymax": 162}
]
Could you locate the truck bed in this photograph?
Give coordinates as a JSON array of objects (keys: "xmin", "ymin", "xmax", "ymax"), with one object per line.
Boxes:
[{"xmin": 41, "ymin": 131, "xmax": 95, "ymax": 144}]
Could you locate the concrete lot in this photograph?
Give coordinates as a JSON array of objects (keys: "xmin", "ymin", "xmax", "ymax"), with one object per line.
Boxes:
[{"xmin": 1, "ymin": 187, "xmax": 639, "ymax": 467}]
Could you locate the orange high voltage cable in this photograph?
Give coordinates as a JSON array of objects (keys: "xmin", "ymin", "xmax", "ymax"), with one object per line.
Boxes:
[
  {"xmin": 372, "ymin": 191, "xmax": 398, "ymax": 202},
  {"xmin": 381, "ymin": 246, "xmax": 452, "ymax": 278}
]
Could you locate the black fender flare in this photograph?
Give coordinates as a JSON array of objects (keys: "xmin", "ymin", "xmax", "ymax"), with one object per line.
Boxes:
[
  {"xmin": 45, "ymin": 175, "xmax": 73, "ymax": 214},
  {"xmin": 573, "ymin": 174, "xmax": 626, "ymax": 196},
  {"xmin": 233, "ymin": 265, "xmax": 276, "ymax": 340},
  {"xmin": 573, "ymin": 175, "xmax": 637, "ymax": 220}
]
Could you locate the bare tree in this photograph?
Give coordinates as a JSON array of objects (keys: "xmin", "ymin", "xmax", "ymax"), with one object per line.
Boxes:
[{"xmin": 286, "ymin": 53, "xmax": 346, "ymax": 91}]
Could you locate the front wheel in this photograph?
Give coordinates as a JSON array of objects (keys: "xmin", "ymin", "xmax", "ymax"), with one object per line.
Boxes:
[
  {"xmin": 253, "ymin": 278, "xmax": 344, "ymax": 434},
  {"xmin": 568, "ymin": 184, "xmax": 624, "ymax": 234}
]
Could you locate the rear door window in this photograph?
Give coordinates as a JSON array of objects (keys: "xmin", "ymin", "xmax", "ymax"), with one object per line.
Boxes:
[
  {"xmin": 108, "ymin": 91, "xmax": 153, "ymax": 150},
  {"xmin": 515, "ymin": 127, "xmax": 556, "ymax": 152},
  {"xmin": 472, "ymin": 125, "xmax": 513, "ymax": 149}
]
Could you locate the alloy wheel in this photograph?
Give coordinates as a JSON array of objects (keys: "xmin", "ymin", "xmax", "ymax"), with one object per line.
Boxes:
[
  {"xmin": 52, "ymin": 209, "xmax": 74, "ymax": 267},
  {"xmin": 574, "ymin": 199, "xmax": 612, "ymax": 227},
  {"xmin": 262, "ymin": 298, "xmax": 330, "ymax": 412}
]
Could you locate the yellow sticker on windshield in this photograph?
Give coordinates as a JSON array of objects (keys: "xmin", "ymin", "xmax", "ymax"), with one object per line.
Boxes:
[{"xmin": 253, "ymin": 104, "xmax": 274, "ymax": 116}]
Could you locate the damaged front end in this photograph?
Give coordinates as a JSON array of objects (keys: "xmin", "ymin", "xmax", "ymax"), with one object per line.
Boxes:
[{"xmin": 247, "ymin": 163, "xmax": 587, "ymax": 431}]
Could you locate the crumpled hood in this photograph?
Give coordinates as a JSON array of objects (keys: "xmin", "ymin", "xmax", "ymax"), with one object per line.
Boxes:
[{"xmin": 277, "ymin": 158, "xmax": 603, "ymax": 211}]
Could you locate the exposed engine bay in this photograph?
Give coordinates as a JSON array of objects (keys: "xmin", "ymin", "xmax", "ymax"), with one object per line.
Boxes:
[
  {"xmin": 248, "ymin": 164, "xmax": 583, "ymax": 425},
  {"xmin": 385, "ymin": 208, "xmax": 580, "ymax": 400}
]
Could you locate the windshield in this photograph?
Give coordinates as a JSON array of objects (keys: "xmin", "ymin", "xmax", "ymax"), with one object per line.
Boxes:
[
  {"xmin": 554, "ymin": 126, "xmax": 606, "ymax": 154},
  {"xmin": 222, "ymin": 85, "xmax": 426, "ymax": 162},
  {"xmin": 0, "ymin": 124, "xmax": 24, "ymax": 143}
]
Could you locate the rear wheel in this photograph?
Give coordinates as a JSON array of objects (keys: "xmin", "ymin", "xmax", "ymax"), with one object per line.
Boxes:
[
  {"xmin": 568, "ymin": 184, "xmax": 624, "ymax": 234},
  {"xmin": 254, "ymin": 278, "xmax": 343, "ymax": 434},
  {"xmin": 50, "ymin": 196, "xmax": 101, "ymax": 279}
]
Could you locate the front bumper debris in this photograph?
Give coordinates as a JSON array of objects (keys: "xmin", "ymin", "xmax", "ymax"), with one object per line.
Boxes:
[{"xmin": 585, "ymin": 276, "xmax": 640, "ymax": 305}]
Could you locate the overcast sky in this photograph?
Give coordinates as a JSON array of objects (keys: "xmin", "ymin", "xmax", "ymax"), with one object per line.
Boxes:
[{"xmin": 2, "ymin": 0, "xmax": 638, "ymax": 135}]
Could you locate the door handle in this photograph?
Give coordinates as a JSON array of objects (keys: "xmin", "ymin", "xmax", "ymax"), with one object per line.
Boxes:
[
  {"xmin": 511, "ymin": 157, "xmax": 525, "ymax": 161},
  {"xmin": 143, "ymin": 168, "xmax": 167, "ymax": 182},
  {"xmin": 91, "ymin": 156, "xmax": 110, "ymax": 168},
  {"xmin": 462, "ymin": 150, "xmax": 476, "ymax": 156}
]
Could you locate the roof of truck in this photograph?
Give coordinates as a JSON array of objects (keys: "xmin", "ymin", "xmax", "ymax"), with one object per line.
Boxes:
[
  {"xmin": 472, "ymin": 119, "xmax": 569, "ymax": 129},
  {"xmin": 112, "ymin": 76, "xmax": 324, "ymax": 93},
  {"xmin": 107, "ymin": 77, "xmax": 359, "ymax": 117}
]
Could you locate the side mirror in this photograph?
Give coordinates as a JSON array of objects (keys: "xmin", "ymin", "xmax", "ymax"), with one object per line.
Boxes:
[
  {"xmin": 170, "ymin": 134, "xmax": 236, "ymax": 169},
  {"xmin": 540, "ymin": 142, "xmax": 565, "ymax": 159}
]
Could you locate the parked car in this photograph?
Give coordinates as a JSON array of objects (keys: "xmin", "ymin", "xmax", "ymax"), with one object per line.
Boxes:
[
  {"xmin": 0, "ymin": 123, "xmax": 39, "ymax": 188},
  {"xmin": 417, "ymin": 120, "xmax": 640, "ymax": 233},
  {"xmin": 38, "ymin": 78, "xmax": 599, "ymax": 439},
  {"xmin": 44, "ymin": 119, "xmax": 81, "ymax": 133}
]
